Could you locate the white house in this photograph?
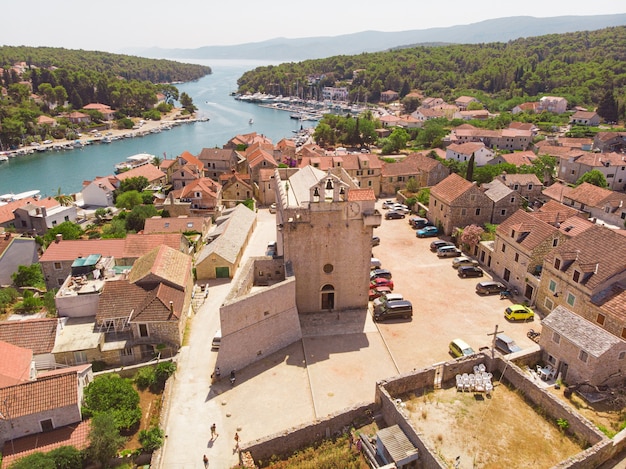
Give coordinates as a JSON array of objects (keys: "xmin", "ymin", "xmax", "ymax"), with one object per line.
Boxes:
[
  {"xmin": 81, "ymin": 176, "xmax": 115, "ymax": 207},
  {"xmin": 445, "ymin": 142, "xmax": 495, "ymax": 166}
]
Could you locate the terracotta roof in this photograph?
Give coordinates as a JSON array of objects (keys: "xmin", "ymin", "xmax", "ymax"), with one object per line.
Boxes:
[
  {"xmin": 197, "ymin": 147, "xmax": 236, "ymax": 162},
  {"xmin": 497, "ymin": 209, "xmax": 559, "ymax": 251},
  {"xmin": 178, "ymin": 150, "xmax": 205, "ymax": 171},
  {"xmin": 544, "ymin": 225, "xmax": 626, "ymax": 290},
  {"xmin": 499, "ymin": 173, "xmax": 541, "ymax": 187},
  {"xmin": 574, "ymin": 151, "xmax": 626, "ymax": 168},
  {"xmin": 497, "ymin": 151, "xmax": 537, "ymax": 166},
  {"xmin": 556, "ymin": 137, "xmax": 593, "ymax": 148},
  {"xmin": 556, "ymin": 216, "xmax": 595, "ymax": 237},
  {"xmin": 542, "ymin": 183, "xmax": 575, "ymax": 203},
  {"xmin": 347, "ymin": 188, "xmax": 376, "ymax": 202},
  {"xmin": 381, "ymin": 152, "xmax": 444, "ymax": 177},
  {"xmin": 0, "ymin": 318, "xmax": 57, "ymax": 354},
  {"xmin": 96, "ymin": 279, "xmax": 149, "ymax": 321},
  {"xmin": 535, "ymin": 200, "xmax": 583, "ymax": 224},
  {"xmin": 430, "ymin": 173, "xmax": 474, "ymax": 203},
  {"xmin": 0, "ymin": 420, "xmax": 90, "ymax": 468},
  {"xmin": 0, "ymin": 370, "xmax": 78, "ymax": 418},
  {"xmin": 0, "ymin": 341, "xmax": 32, "ymax": 387},
  {"xmin": 143, "ymin": 216, "xmax": 209, "ymax": 234},
  {"xmin": 508, "ymin": 122, "xmax": 535, "ymax": 131},
  {"xmin": 114, "ymin": 163, "xmax": 166, "ymax": 183},
  {"xmin": 131, "ymin": 283, "xmax": 185, "ymax": 322},
  {"xmin": 122, "ymin": 233, "xmax": 184, "ymax": 258},
  {"xmin": 174, "ymin": 177, "xmax": 221, "ymax": 201},
  {"xmin": 566, "ymin": 182, "xmax": 612, "ymax": 207},
  {"xmin": 593, "ymin": 285, "xmax": 626, "ymax": 323},
  {"xmin": 128, "ymin": 244, "xmax": 191, "ymax": 290},
  {"xmin": 0, "ymin": 197, "xmax": 39, "ymax": 224},
  {"xmin": 160, "ymin": 158, "xmax": 177, "ymax": 169},
  {"xmin": 40, "ymin": 238, "xmax": 126, "ymax": 262}
]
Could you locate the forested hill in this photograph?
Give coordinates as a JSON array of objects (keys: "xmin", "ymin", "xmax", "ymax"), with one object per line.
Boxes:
[
  {"xmin": 0, "ymin": 46, "xmax": 211, "ymax": 83},
  {"xmin": 236, "ymin": 26, "xmax": 626, "ymax": 111}
]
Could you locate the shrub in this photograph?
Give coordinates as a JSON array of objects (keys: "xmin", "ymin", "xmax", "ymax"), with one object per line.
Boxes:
[
  {"xmin": 83, "ymin": 374, "xmax": 142, "ymax": 431},
  {"xmin": 151, "ymin": 361, "xmax": 176, "ymax": 392},
  {"xmin": 138, "ymin": 427, "xmax": 164, "ymax": 451},
  {"xmin": 135, "ymin": 366, "xmax": 156, "ymax": 390},
  {"xmin": 91, "ymin": 360, "xmax": 106, "ymax": 372}
]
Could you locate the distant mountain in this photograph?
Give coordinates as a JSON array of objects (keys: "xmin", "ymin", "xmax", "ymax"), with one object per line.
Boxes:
[{"xmin": 124, "ymin": 14, "xmax": 626, "ymax": 62}]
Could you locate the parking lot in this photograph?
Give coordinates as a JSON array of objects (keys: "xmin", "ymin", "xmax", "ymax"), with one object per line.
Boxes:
[{"xmin": 372, "ymin": 201, "xmax": 540, "ymax": 372}]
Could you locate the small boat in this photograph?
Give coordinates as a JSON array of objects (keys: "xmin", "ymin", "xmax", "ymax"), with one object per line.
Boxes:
[
  {"xmin": 0, "ymin": 154, "xmax": 8, "ymax": 163},
  {"xmin": 249, "ymin": 118, "xmax": 254, "ymax": 125}
]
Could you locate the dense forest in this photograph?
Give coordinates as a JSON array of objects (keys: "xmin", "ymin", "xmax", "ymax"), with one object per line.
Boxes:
[
  {"xmin": 0, "ymin": 47, "xmax": 211, "ymax": 149},
  {"xmin": 236, "ymin": 26, "xmax": 626, "ymax": 114}
]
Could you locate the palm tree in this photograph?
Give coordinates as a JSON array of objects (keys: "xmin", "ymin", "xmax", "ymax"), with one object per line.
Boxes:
[{"xmin": 54, "ymin": 187, "xmax": 74, "ymax": 206}]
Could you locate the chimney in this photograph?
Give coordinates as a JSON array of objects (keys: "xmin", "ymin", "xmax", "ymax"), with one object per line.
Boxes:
[
  {"xmin": 55, "ymin": 234, "xmax": 63, "ymax": 243},
  {"xmin": 169, "ymin": 301, "xmax": 174, "ymax": 314}
]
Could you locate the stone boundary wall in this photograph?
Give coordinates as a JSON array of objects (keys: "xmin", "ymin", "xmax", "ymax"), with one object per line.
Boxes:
[{"xmin": 242, "ymin": 403, "xmax": 378, "ymax": 464}]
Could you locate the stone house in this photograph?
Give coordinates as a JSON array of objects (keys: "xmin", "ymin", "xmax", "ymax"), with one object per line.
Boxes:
[
  {"xmin": 0, "ymin": 197, "xmax": 40, "ymax": 229},
  {"xmin": 143, "ymin": 215, "xmax": 211, "ymax": 240},
  {"xmin": 381, "ymin": 90, "xmax": 399, "ymax": 102},
  {"xmin": 0, "ymin": 365, "xmax": 92, "ymax": 446},
  {"xmin": 380, "ymin": 152, "xmax": 449, "ymax": 196},
  {"xmin": 570, "ymin": 111, "xmax": 600, "ymax": 126},
  {"xmin": 455, "ymin": 96, "xmax": 479, "ymax": 111},
  {"xmin": 161, "ymin": 177, "xmax": 222, "ymax": 218},
  {"xmin": 257, "ymin": 168, "xmax": 278, "ymax": 206},
  {"xmin": 428, "ymin": 173, "xmax": 493, "ymax": 236},
  {"xmin": 538, "ymin": 96, "xmax": 568, "ymax": 114},
  {"xmin": 480, "ymin": 179, "xmax": 520, "ymax": 224},
  {"xmin": 487, "ymin": 151, "xmax": 537, "ymax": 168},
  {"xmin": 12, "ymin": 197, "xmax": 78, "ymax": 234},
  {"xmin": 81, "ymin": 176, "xmax": 115, "ymax": 207},
  {"xmin": 556, "ymin": 151, "xmax": 626, "ymax": 191},
  {"xmin": 494, "ymin": 173, "xmax": 543, "ymax": 204},
  {"xmin": 242, "ymin": 144, "xmax": 279, "ymax": 187},
  {"xmin": 219, "ymin": 171, "xmax": 254, "ymax": 208},
  {"xmin": 196, "ymin": 147, "xmax": 241, "ymax": 182},
  {"xmin": 223, "ymin": 131, "xmax": 273, "ymax": 150},
  {"xmin": 446, "ymin": 124, "xmax": 532, "ymax": 151},
  {"xmin": 195, "ymin": 204, "xmax": 257, "ymax": 280},
  {"xmin": 490, "ymin": 209, "xmax": 566, "ymax": 303},
  {"xmin": 536, "ymin": 225, "xmax": 626, "ymax": 340},
  {"xmin": 592, "ymin": 132, "xmax": 626, "ymax": 153},
  {"xmin": 445, "ymin": 142, "xmax": 494, "ymax": 166},
  {"xmin": 0, "ymin": 318, "xmax": 58, "ymax": 370},
  {"xmin": 66, "ymin": 111, "xmax": 90, "ymax": 125},
  {"xmin": 0, "ymin": 232, "xmax": 38, "ymax": 286},
  {"xmin": 540, "ymin": 306, "xmax": 626, "ymax": 387},
  {"xmin": 299, "ymin": 152, "xmax": 383, "ymax": 197},
  {"xmin": 114, "ymin": 163, "xmax": 167, "ymax": 189},
  {"xmin": 273, "ymin": 166, "xmax": 381, "ymax": 313},
  {"xmin": 170, "ymin": 151, "xmax": 205, "ymax": 190},
  {"xmin": 380, "ymin": 114, "xmax": 402, "ymax": 127}
]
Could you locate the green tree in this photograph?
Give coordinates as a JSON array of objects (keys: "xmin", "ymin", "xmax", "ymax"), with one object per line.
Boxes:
[
  {"xmin": 86, "ymin": 413, "xmax": 125, "ymax": 468},
  {"xmin": 83, "ymin": 374, "xmax": 142, "ymax": 432},
  {"xmin": 138, "ymin": 427, "xmax": 164, "ymax": 452},
  {"xmin": 405, "ymin": 177, "xmax": 420, "ymax": 193},
  {"xmin": 43, "ymin": 221, "xmax": 83, "ymax": 246},
  {"xmin": 8, "ymin": 451, "xmax": 55, "ymax": 469},
  {"xmin": 15, "ymin": 290, "xmax": 44, "ymax": 314},
  {"xmin": 47, "ymin": 445, "xmax": 84, "ymax": 469},
  {"xmin": 0, "ymin": 287, "xmax": 19, "ymax": 312},
  {"xmin": 118, "ymin": 176, "xmax": 149, "ymax": 193},
  {"xmin": 381, "ymin": 127, "xmax": 410, "ymax": 154},
  {"xmin": 179, "ymin": 92, "xmax": 197, "ymax": 113},
  {"xmin": 596, "ymin": 87, "xmax": 619, "ymax": 123},
  {"xmin": 115, "ymin": 190, "xmax": 143, "ymax": 210},
  {"xmin": 100, "ymin": 219, "xmax": 127, "ymax": 239},
  {"xmin": 125, "ymin": 204, "xmax": 158, "ymax": 232},
  {"xmin": 11, "ymin": 263, "xmax": 44, "ymax": 287},
  {"xmin": 53, "ymin": 187, "xmax": 74, "ymax": 207},
  {"xmin": 466, "ymin": 154, "xmax": 475, "ymax": 181},
  {"xmin": 576, "ymin": 169, "xmax": 608, "ymax": 188}
]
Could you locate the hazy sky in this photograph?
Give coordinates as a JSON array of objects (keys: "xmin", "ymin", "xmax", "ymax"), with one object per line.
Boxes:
[{"xmin": 2, "ymin": 1, "xmax": 624, "ymax": 53}]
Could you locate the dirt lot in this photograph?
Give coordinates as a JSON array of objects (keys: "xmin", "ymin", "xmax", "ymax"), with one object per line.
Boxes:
[
  {"xmin": 400, "ymin": 383, "xmax": 583, "ymax": 469},
  {"xmin": 372, "ymin": 201, "xmax": 539, "ymax": 372}
]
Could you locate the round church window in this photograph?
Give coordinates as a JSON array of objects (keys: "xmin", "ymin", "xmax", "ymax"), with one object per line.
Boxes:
[{"xmin": 323, "ymin": 263, "xmax": 334, "ymax": 273}]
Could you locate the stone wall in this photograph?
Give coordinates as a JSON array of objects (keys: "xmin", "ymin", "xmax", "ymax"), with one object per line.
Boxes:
[{"xmin": 243, "ymin": 403, "xmax": 378, "ymax": 463}]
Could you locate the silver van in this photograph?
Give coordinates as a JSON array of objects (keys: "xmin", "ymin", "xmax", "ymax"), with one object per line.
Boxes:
[{"xmin": 211, "ymin": 329, "xmax": 222, "ymax": 349}]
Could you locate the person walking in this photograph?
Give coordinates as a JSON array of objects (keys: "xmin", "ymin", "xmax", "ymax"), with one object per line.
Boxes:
[
  {"xmin": 203, "ymin": 454, "xmax": 209, "ymax": 467},
  {"xmin": 234, "ymin": 432, "xmax": 240, "ymax": 451},
  {"xmin": 210, "ymin": 423, "xmax": 218, "ymax": 439}
]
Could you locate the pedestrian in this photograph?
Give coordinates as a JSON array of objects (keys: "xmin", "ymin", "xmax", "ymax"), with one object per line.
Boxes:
[
  {"xmin": 203, "ymin": 454, "xmax": 209, "ymax": 467},
  {"xmin": 234, "ymin": 432, "xmax": 240, "ymax": 450},
  {"xmin": 210, "ymin": 423, "xmax": 217, "ymax": 439},
  {"xmin": 348, "ymin": 432, "xmax": 354, "ymax": 449},
  {"xmin": 356, "ymin": 438, "xmax": 362, "ymax": 452}
]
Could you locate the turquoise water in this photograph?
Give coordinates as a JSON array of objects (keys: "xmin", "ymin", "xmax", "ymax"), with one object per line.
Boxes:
[{"xmin": 0, "ymin": 59, "xmax": 315, "ymax": 196}]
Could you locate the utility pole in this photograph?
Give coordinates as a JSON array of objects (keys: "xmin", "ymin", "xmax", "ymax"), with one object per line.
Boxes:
[{"xmin": 486, "ymin": 324, "xmax": 503, "ymax": 360}]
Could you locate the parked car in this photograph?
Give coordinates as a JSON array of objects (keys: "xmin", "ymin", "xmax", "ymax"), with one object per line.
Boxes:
[
  {"xmin": 430, "ymin": 240, "xmax": 453, "ymax": 252},
  {"xmin": 211, "ymin": 329, "xmax": 222, "ymax": 349},
  {"xmin": 416, "ymin": 226, "xmax": 439, "ymax": 238},
  {"xmin": 369, "ymin": 286, "xmax": 392, "ymax": 301},
  {"xmin": 382, "ymin": 200, "xmax": 396, "ymax": 209},
  {"xmin": 449, "ymin": 338, "xmax": 475, "ymax": 358},
  {"xmin": 457, "ymin": 265, "xmax": 484, "ymax": 278},
  {"xmin": 370, "ymin": 257, "xmax": 382, "ymax": 270},
  {"xmin": 266, "ymin": 241, "xmax": 277, "ymax": 257},
  {"xmin": 475, "ymin": 281, "xmax": 507, "ymax": 295},
  {"xmin": 391, "ymin": 204, "xmax": 410, "ymax": 214},
  {"xmin": 505, "ymin": 304, "xmax": 534, "ymax": 321},
  {"xmin": 437, "ymin": 246, "xmax": 462, "ymax": 258},
  {"xmin": 373, "ymin": 292, "xmax": 404, "ymax": 309},
  {"xmin": 370, "ymin": 269, "xmax": 392, "ymax": 280},
  {"xmin": 269, "ymin": 203, "xmax": 276, "ymax": 213},
  {"xmin": 452, "ymin": 256, "xmax": 478, "ymax": 269},
  {"xmin": 370, "ymin": 277, "xmax": 394, "ymax": 290},
  {"xmin": 385, "ymin": 211, "xmax": 405, "ymax": 220},
  {"xmin": 409, "ymin": 216, "xmax": 433, "ymax": 229},
  {"xmin": 495, "ymin": 333, "xmax": 522, "ymax": 354},
  {"xmin": 371, "ymin": 236, "xmax": 381, "ymax": 247},
  {"xmin": 373, "ymin": 300, "xmax": 413, "ymax": 322}
]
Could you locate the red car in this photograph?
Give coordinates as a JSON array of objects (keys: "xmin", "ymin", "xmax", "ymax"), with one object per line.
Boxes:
[
  {"xmin": 370, "ymin": 277, "xmax": 394, "ymax": 290},
  {"xmin": 369, "ymin": 286, "xmax": 392, "ymax": 301}
]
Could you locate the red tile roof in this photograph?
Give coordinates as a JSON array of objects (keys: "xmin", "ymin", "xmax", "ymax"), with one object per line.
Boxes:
[
  {"xmin": 566, "ymin": 182, "xmax": 612, "ymax": 207},
  {"xmin": 96, "ymin": 279, "xmax": 149, "ymax": 321},
  {"xmin": 0, "ymin": 341, "xmax": 32, "ymax": 387},
  {"xmin": 40, "ymin": 238, "xmax": 126, "ymax": 262},
  {"xmin": 132, "ymin": 283, "xmax": 186, "ymax": 321},
  {"xmin": 497, "ymin": 209, "xmax": 559, "ymax": 251},
  {"xmin": 381, "ymin": 152, "xmax": 443, "ymax": 177},
  {"xmin": 122, "ymin": 233, "xmax": 184, "ymax": 258},
  {"xmin": 430, "ymin": 173, "xmax": 474, "ymax": 203},
  {"xmin": 115, "ymin": 163, "xmax": 166, "ymax": 183},
  {"xmin": 0, "ymin": 318, "xmax": 57, "ymax": 354},
  {"xmin": 128, "ymin": 244, "xmax": 192, "ymax": 290},
  {"xmin": 0, "ymin": 197, "xmax": 39, "ymax": 224},
  {"xmin": 0, "ymin": 421, "xmax": 90, "ymax": 468},
  {"xmin": 542, "ymin": 183, "xmax": 575, "ymax": 203}
]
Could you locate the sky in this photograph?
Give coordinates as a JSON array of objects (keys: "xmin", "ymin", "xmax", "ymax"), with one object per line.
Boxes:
[{"xmin": 1, "ymin": 0, "xmax": 625, "ymax": 53}]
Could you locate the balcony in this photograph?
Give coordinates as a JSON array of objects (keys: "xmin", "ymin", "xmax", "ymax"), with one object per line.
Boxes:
[{"xmin": 363, "ymin": 209, "xmax": 382, "ymax": 227}]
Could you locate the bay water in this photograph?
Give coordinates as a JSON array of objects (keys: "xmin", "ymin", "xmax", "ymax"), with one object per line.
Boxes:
[{"xmin": 0, "ymin": 59, "xmax": 315, "ymax": 196}]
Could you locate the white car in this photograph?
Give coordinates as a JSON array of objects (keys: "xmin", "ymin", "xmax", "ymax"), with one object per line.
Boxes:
[{"xmin": 452, "ymin": 256, "xmax": 478, "ymax": 269}]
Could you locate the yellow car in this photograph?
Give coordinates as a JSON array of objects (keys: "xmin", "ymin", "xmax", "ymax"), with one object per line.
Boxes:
[{"xmin": 505, "ymin": 304, "xmax": 534, "ymax": 321}]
